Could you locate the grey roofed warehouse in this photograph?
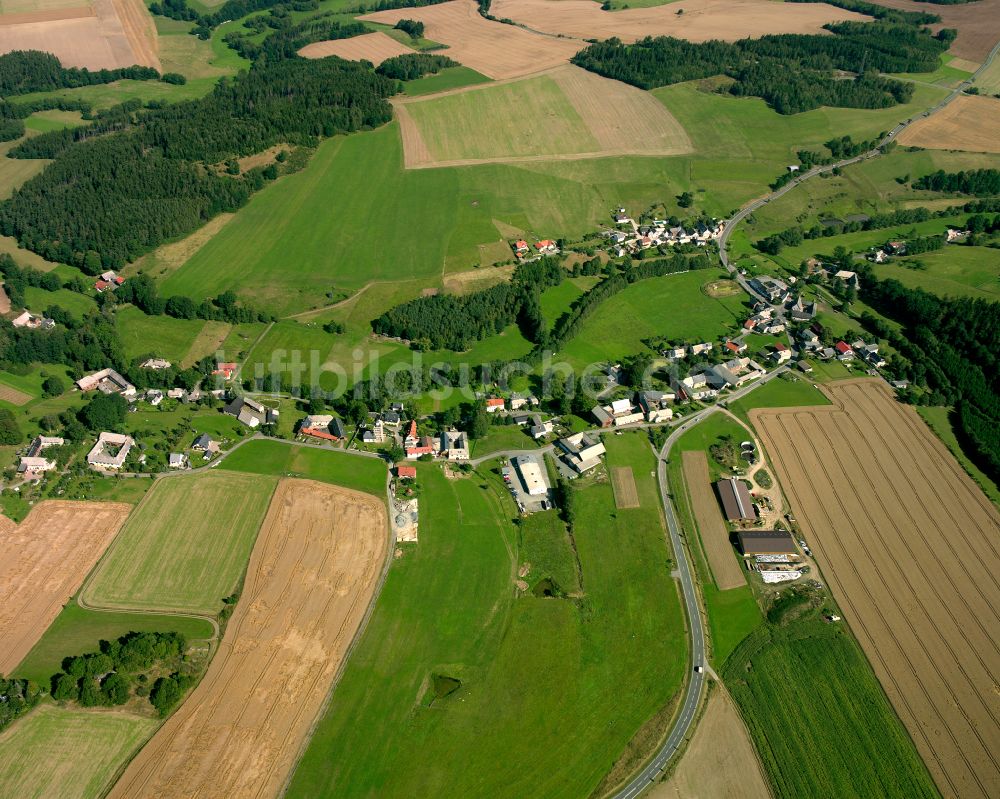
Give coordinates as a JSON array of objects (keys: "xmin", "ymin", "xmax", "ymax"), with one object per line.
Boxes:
[{"xmin": 715, "ymin": 477, "xmax": 757, "ymax": 521}]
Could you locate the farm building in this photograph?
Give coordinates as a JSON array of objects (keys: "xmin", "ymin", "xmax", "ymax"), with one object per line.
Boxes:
[
  {"xmin": 225, "ymin": 396, "xmax": 278, "ymax": 428},
  {"xmin": 76, "ymin": 368, "xmax": 136, "ymax": 397},
  {"xmin": 715, "ymin": 477, "xmax": 757, "ymax": 522},
  {"xmin": 557, "ymin": 432, "xmax": 606, "ymax": 475},
  {"xmin": 87, "ymin": 432, "xmax": 135, "ymax": 470},
  {"xmin": 514, "ymin": 457, "xmax": 547, "ymax": 497},
  {"xmin": 738, "ymin": 530, "xmax": 797, "ymax": 556},
  {"xmin": 396, "ymin": 465, "xmax": 417, "ymax": 480}
]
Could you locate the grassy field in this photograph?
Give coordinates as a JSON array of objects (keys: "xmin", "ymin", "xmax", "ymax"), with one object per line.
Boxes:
[
  {"xmin": 468, "ymin": 424, "xmax": 540, "ymax": 457},
  {"xmin": 0, "ymin": 139, "xmax": 47, "ymax": 201},
  {"xmin": 917, "ymin": 405, "xmax": 1000, "ymax": 508},
  {"xmin": 725, "ymin": 610, "xmax": 939, "ymax": 799},
  {"xmin": 14, "ymin": 604, "xmax": 214, "ymax": 685},
  {"xmin": 115, "ymin": 306, "xmax": 211, "ymax": 363},
  {"xmin": 287, "ymin": 434, "xmax": 686, "ymax": 798},
  {"xmin": 877, "ymin": 246, "xmax": 1000, "ymax": 300},
  {"xmin": 404, "ymin": 73, "xmax": 598, "ymax": 161},
  {"xmin": 975, "ymin": 54, "xmax": 1000, "ymax": 94},
  {"xmin": 0, "ymin": 705, "xmax": 156, "ymax": 799},
  {"xmin": 538, "ymin": 275, "xmax": 600, "ymax": 329},
  {"xmin": 22, "ymin": 286, "xmax": 96, "ymax": 320},
  {"xmin": 84, "ymin": 471, "xmax": 276, "ymax": 615},
  {"xmin": 22, "ymin": 110, "xmax": 85, "ymax": 133},
  {"xmin": 219, "ymin": 438, "xmax": 388, "ymax": 497},
  {"xmin": 728, "ymin": 374, "xmax": 830, "ymax": 424},
  {"xmin": 559, "ymin": 270, "xmax": 747, "ymax": 368},
  {"xmin": 402, "ymin": 65, "xmax": 492, "ymax": 96}
]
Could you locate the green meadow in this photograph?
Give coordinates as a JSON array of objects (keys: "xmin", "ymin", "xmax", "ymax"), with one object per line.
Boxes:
[
  {"xmin": 14, "ymin": 604, "xmax": 214, "ymax": 686},
  {"xmin": 879, "ymin": 246, "xmax": 1000, "ymax": 300},
  {"xmin": 287, "ymin": 434, "xmax": 686, "ymax": 799},
  {"xmin": 115, "ymin": 306, "xmax": 219, "ymax": 363},
  {"xmin": 0, "ymin": 706, "xmax": 156, "ymax": 799},
  {"xmin": 402, "ymin": 65, "xmax": 492, "ymax": 97},
  {"xmin": 917, "ymin": 405, "xmax": 1000, "ymax": 509},
  {"xmin": 559, "ymin": 269, "xmax": 747, "ymax": 367},
  {"xmin": 728, "ymin": 374, "xmax": 831, "ymax": 424}
]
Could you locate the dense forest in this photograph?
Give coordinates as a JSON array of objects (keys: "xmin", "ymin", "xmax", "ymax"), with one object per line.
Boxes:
[
  {"xmin": 0, "ymin": 677, "xmax": 41, "ymax": 732},
  {"xmin": 223, "ymin": 15, "xmax": 367, "ymax": 61},
  {"xmin": 571, "ymin": 21, "xmax": 952, "ymax": 113},
  {"xmin": 857, "ymin": 269, "xmax": 1000, "ymax": 482},
  {"xmin": 0, "ymin": 50, "xmax": 158, "ymax": 96},
  {"xmin": 376, "ymin": 53, "xmax": 458, "ymax": 80},
  {"xmin": 0, "ymin": 57, "xmax": 396, "ymax": 269},
  {"xmin": 914, "ymin": 169, "xmax": 1000, "ymax": 196}
]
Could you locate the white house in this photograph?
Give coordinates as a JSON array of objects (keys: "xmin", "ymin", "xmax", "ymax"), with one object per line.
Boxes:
[{"xmin": 87, "ymin": 432, "xmax": 135, "ymax": 470}]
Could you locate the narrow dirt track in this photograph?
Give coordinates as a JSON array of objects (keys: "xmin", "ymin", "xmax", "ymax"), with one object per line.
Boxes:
[
  {"xmin": 106, "ymin": 478, "xmax": 388, "ymax": 799},
  {"xmin": 751, "ymin": 379, "xmax": 1000, "ymax": 799},
  {"xmin": 0, "ymin": 501, "xmax": 132, "ymax": 675}
]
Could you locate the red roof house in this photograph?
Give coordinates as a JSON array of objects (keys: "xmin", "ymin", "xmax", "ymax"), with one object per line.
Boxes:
[
  {"xmin": 835, "ymin": 341, "xmax": 851, "ymax": 355},
  {"xmin": 486, "ymin": 397, "xmax": 505, "ymax": 413},
  {"xmin": 397, "ymin": 465, "xmax": 417, "ymax": 480},
  {"xmin": 212, "ymin": 362, "xmax": 238, "ymax": 380}
]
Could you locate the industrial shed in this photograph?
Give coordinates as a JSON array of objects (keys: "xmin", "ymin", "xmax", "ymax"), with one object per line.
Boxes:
[
  {"xmin": 738, "ymin": 530, "xmax": 797, "ymax": 556},
  {"xmin": 715, "ymin": 477, "xmax": 757, "ymax": 521}
]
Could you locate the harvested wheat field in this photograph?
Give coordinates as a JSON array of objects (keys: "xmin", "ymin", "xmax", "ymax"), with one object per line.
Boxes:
[
  {"xmin": 361, "ymin": 0, "xmax": 580, "ymax": 80},
  {"xmin": 0, "ymin": 500, "xmax": 131, "ymax": 676},
  {"xmin": 897, "ymin": 94, "xmax": 1000, "ymax": 154},
  {"xmin": 650, "ymin": 687, "xmax": 771, "ymax": 799},
  {"xmin": 751, "ymin": 379, "xmax": 1000, "ymax": 799},
  {"xmin": 490, "ymin": 0, "xmax": 865, "ymax": 44},
  {"xmin": 0, "ymin": 0, "xmax": 158, "ymax": 70},
  {"xmin": 868, "ymin": 0, "xmax": 1000, "ymax": 63},
  {"xmin": 396, "ymin": 64, "xmax": 691, "ymax": 168},
  {"xmin": 612, "ymin": 466, "xmax": 640, "ymax": 509},
  {"xmin": 682, "ymin": 450, "xmax": 745, "ymax": 590},
  {"xmin": 299, "ymin": 30, "xmax": 414, "ymax": 64},
  {"xmin": 107, "ymin": 478, "xmax": 388, "ymax": 799}
]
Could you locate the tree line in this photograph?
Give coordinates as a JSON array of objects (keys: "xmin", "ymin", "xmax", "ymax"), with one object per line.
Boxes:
[
  {"xmin": 571, "ymin": 21, "xmax": 952, "ymax": 113},
  {"xmin": 857, "ymin": 267, "xmax": 1000, "ymax": 482},
  {"xmin": 376, "ymin": 54, "xmax": 458, "ymax": 81},
  {"xmin": 371, "ymin": 258, "xmax": 565, "ymax": 350},
  {"xmin": 0, "ymin": 50, "xmax": 161, "ymax": 97},
  {"xmin": 914, "ymin": 169, "xmax": 1000, "ymax": 196},
  {"xmin": 49, "ymin": 631, "xmax": 193, "ymax": 717},
  {"xmin": 223, "ymin": 14, "xmax": 367, "ymax": 61},
  {"xmin": 0, "ymin": 57, "xmax": 397, "ymax": 270}
]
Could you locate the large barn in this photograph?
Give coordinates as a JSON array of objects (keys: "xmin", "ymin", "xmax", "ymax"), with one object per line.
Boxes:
[
  {"xmin": 715, "ymin": 477, "xmax": 757, "ymax": 521},
  {"xmin": 738, "ymin": 530, "xmax": 797, "ymax": 556}
]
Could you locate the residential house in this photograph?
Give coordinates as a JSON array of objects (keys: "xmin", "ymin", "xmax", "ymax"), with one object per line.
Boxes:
[
  {"xmin": 662, "ymin": 346, "xmax": 686, "ymax": 360},
  {"xmin": 440, "ymin": 429, "xmax": 470, "ymax": 461},
  {"xmin": 833, "ymin": 270, "xmax": 859, "ymax": 291},
  {"xmin": 11, "ymin": 310, "xmax": 55, "ymax": 330},
  {"xmin": 886, "ymin": 240, "xmax": 906, "ymax": 255},
  {"xmin": 192, "ymin": 433, "xmax": 220, "ymax": 457},
  {"xmin": 18, "ymin": 435, "xmax": 63, "ymax": 478},
  {"xmin": 787, "ymin": 296, "xmax": 816, "ymax": 322},
  {"xmin": 613, "ymin": 208, "xmax": 631, "ymax": 224},
  {"xmin": 485, "ymin": 397, "xmax": 505, "ymax": 413},
  {"xmin": 406, "ymin": 435, "xmax": 435, "ymax": 459},
  {"xmin": 168, "ymin": 453, "xmax": 189, "ymax": 469},
  {"xmin": 762, "ymin": 321, "xmax": 786, "ymax": 335},
  {"xmin": 749, "ymin": 276, "xmax": 790, "ymax": 304},
  {"xmin": 674, "ymin": 372, "xmax": 718, "ymax": 402},
  {"xmin": 513, "ymin": 239, "xmax": 529, "ymax": 256},
  {"xmin": 557, "ymin": 432, "xmax": 607, "ymax": 475},
  {"xmin": 834, "ymin": 341, "xmax": 854, "ymax": 361},
  {"xmin": 146, "ymin": 389, "xmax": 163, "ymax": 406},
  {"xmin": 76, "ymin": 368, "xmax": 136, "ymax": 398},
  {"xmin": 509, "ymin": 395, "xmax": 530, "ymax": 411},
  {"xmin": 140, "ymin": 358, "xmax": 171, "ymax": 370},
  {"xmin": 529, "ymin": 419, "xmax": 554, "ymax": 440},
  {"xmin": 946, "ymin": 228, "xmax": 968, "ymax": 243},
  {"xmin": 300, "ymin": 414, "xmax": 345, "ymax": 442},
  {"xmin": 724, "ymin": 340, "xmax": 747, "ymax": 355},
  {"xmin": 771, "ymin": 343, "xmax": 792, "ymax": 364},
  {"xmin": 820, "ymin": 346, "xmax": 837, "ymax": 360},
  {"xmin": 688, "ymin": 342, "xmax": 713, "ymax": 357},
  {"xmin": 396, "ymin": 465, "xmax": 417, "ymax": 480},
  {"xmin": 87, "ymin": 432, "xmax": 135, "ymax": 470},
  {"xmin": 382, "ymin": 410, "xmax": 401, "ymax": 426},
  {"xmin": 212, "ymin": 362, "xmax": 238, "ymax": 381},
  {"xmin": 404, "ymin": 420, "xmax": 418, "ymax": 448},
  {"xmin": 224, "ymin": 396, "xmax": 278, "ymax": 428},
  {"xmin": 167, "ymin": 388, "xmax": 187, "ymax": 401},
  {"xmin": 535, "ymin": 240, "xmax": 558, "ymax": 254},
  {"xmin": 512, "ymin": 413, "xmax": 533, "ymax": 427},
  {"xmin": 797, "ymin": 360, "xmax": 813, "ymax": 373},
  {"xmin": 637, "ymin": 390, "xmax": 673, "ymax": 423}
]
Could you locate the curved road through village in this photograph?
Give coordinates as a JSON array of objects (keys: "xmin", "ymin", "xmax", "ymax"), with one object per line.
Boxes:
[{"xmin": 610, "ymin": 36, "xmax": 1000, "ymax": 799}]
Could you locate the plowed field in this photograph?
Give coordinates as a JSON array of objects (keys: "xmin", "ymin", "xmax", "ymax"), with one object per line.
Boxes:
[
  {"xmin": 751, "ymin": 379, "xmax": 1000, "ymax": 799},
  {"xmin": 106, "ymin": 478, "xmax": 388, "ymax": 799},
  {"xmin": 0, "ymin": 501, "xmax": 131, "ymax": 676},
  {"xmin": 490, "ymin": 0, "xmax": 866, "ymax": 44},
  {"xmin": 897, "ymin": 94, "xmax": 1000, "ymax": 154},
  {"xmin": 682, "ymin": 450, "xmax": 745, "ymax": 590},
  {"xmin": 360, "ymin": 0, "xmax": 580, "ymax": 80}
]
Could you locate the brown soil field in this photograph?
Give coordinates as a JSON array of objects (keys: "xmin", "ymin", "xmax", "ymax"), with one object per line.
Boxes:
[
  {"xmin": 107, "ymin": 478, "xmax": 388, "ymax": 799},
  {"xmin": 751, "ymin": 379, "xmax": 1000, "ymax": 799},
  {"xmin": 869, "ymin": 0, "xmax": 1000, "ymax": 63},
  {"xmin": 612, "ymin": 466, "xmax": 640, "ymax": 509},
  {"xmin": 0, "ymin": 0, "xmax": 158, "ymax": 70},
  {"xmin": 897, "ymin": 94, "xmax": 1000, "ymax": 154},
  {"xmin": 491, "ymin": 0, "xmax": 866, "ymax": 44},
  {"xmin": 0, "ymin": 380, "xmax": 32, "ymax": 405},
  {"xmin": 299, "ymin": 30, "xmax": 414, "ymax": 64},
  {"xmin": 651, "ymin": 686, "xmax": 772, "ymax": 799},
  {"xmin": 681, "ymin": 450, "xmax": 746, "ymax": 590},
  {"xmin": 0, "ymin": 500, "xmax": 132, "ymax": 676},
  {"xmin": 361, "ymin": 0, "xmax": 580, "ymax": 80},
  {"xmin": 395, "ymin": 64, "xmax": 691, "ymax": 168}
]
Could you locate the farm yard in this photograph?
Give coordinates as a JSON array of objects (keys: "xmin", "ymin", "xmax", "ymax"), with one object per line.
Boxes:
[
  {"xmin": 0, "ymin": 500, "xmax": 131, "ymax": 676},
  {"xmin": 360, "ymin": 0, "xmax": 580, "ymax": 80},
  {"xmin": 897, "ymin": 95, "xmax": 1000, "ymax": 154},
  {"xmin": 396, "ymin": 65, "xmax": 692, "ymax": 169},
  {"xmin": 0, "ymin": 0, "xmax": 159, "ymax": 70},
  {"xmin": 752, "ymin": 379, "xmax": 1000, "ymax": 799},
  {"xmin": 299, "ymin": 31, "xmax": 414, "ymax": 64},
  {"xmin": 106, "ymin": 478, "xmax": 388, "ymax": 799},
  {"xmin": 681, "ymin": 450, "xmax": 745, "ymax": 590},
  {"xmin": 490, "ymin": 0, "xmax": 865, "ymax": 44},
  {"xmin": 83, "ymin": 472, "xmax": 276, "ymax": 616},
  {"xmin": 0, "ymin": 705, "xmax": 156, "ymax": 799}
]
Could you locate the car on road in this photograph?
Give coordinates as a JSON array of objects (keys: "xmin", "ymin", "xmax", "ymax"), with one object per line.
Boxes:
[{"xmin": 694, "ymin": 665, "xmax": 704, "ymax": 674}]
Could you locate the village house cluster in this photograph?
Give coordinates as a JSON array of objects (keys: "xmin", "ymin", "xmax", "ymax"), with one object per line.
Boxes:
[
  {"xmin": 604, "ymin": 208, "xmax": 724, "ymax": 257},
  {"xmin": 11, "ymin": 309, "xmax": 56, "ymax": 331}
]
